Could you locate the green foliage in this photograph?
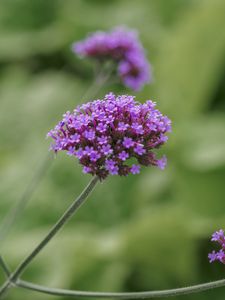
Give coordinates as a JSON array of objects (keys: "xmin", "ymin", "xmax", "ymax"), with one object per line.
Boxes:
[
  {"xmin": 154, "ymin": 0, "xmax": 225, "ymax": 119},
  {"xmin": 0, "ymin": 0, "xmax": 225, "ymax": 299}
]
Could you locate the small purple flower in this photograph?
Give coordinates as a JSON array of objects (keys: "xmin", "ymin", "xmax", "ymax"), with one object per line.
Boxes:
[
  {"xmin": 90, "ymin": 151, "xmax": 100, "ymax": 162},
  {"xmin": 105, "ymin": 159, "xmax": 116, "ymax": 168},
  {"xmin": 131, "ymin": 123, "xmax": 144, "ymax": 134},
  {"xmin": 97, "ymin": 136, "xmax": 108, "ymax": 145},
  {"xmin": 48, "ymin": 93, "xmax": 171, "ymax": 180},
  {"xmin": 119, "ymin": 57, "xmax": 150, "ymax": 91},
  {"xmin": 157, "ymin": 156, "xmax": 167, "ymax": 170},
  {"xmin": 109, "ymin": 166, "xmax": 119, "ymax": 175},
  {"xmin": 96, "ymin": 122, "xmax": 107, "ymax": 133},
  {"xmin": 105, "ymin": 114, "xmax": 115, "ymax": 125},
  {"xmin": 105, "ymin": 159, "xmax": 119, "ymax": 175},
  {"xmin": 84, "ymin": 146, "xmax": 94, "ymax": 156},
  {"xmin": 75, "ymin": 148, "xmax": 85, "ymax": 159},
  {"xmin": 118, "ymin": 151, "xmax": 129, "ymax": 161},
  {"xmin": 118, "ymin": 122, "xmax": 129, "ymax": 132},
  {"xmin": 67, "ymin": 146, "xmax": 75, "ymax": 156},
  {"xmin": 83, "ymin": 166, "xmax": 92, "ymax": 174},
  {"xmin": 63, "ymin": 111, "xmax": 71, "ymax": 123},
  {"xmin": 159, "ymin": 134, "xmax": 168, "ymax": 144},
  {"xmin": 123, "ymin": 137, "xmax": 134, "ymax": 149},
  {"xmin": 72, "ymin": 27, "xmax": 151, "ymax": 91},
  {"xmin": 134, "ymin": 143, "xmax": 146, "ymax": 156},
  {"xmin": 101, "ymin": 144, "xmax": 113, "ymax": 156},
  {"xmin": 79, "ymin": 115, "xmax": 90, "ymax": 126},
  {"xmin": 70, "ymin": 133, "xmax": 80, "ymax": 143},
  {"xmin": 209, "ymin": 229, "xmax": 225, "ymax": 264},
  {"xmin": 72, "ymin": 120, "xmax": 82, "ymax": 130},
  {"xmin": 217, "ymin": 249, "xmax": 225, "ymax": 263},
  {"xmin": 211, "ymin": 229, "xmax": 225, "ymax": 243},
  {"xmin": 208, "ymin": 251, "xmax": 217, "ymax": 263},
  {"xmin": 84, "ymin": 130, "xmax": 95, "ymax": 141},
  {"xmin": 130, "ymin": 164, "xmax": 140, "ymax": 174},
  {"xmin": 147, "ymin": 123, "xmax": 157, "ymax": 132}
]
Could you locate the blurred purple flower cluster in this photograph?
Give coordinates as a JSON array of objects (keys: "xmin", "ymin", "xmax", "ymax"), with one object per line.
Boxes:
[
  {"xmin": 208, "ymin": 229, "xmax": 225, "ymax": 264},
  {"xmin": 73, "ymin": 27, "xmax": 151, "ymax": 91},
  {"xmin": 47, "ymin": 93, "xmax": 171, "ymax": 180}
]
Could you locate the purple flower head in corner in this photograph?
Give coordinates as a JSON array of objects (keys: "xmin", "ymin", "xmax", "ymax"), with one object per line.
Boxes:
[
  {"xmin": 48, "ymin": 93, "xmax": 171, "ymax": 180},
  {"xmin": 208, "ymin": 229, "xmax": 225, "ymax": 264},
  {"xmin": 72, "ymin": 27, "xmax": 151, "ymax": 91}
]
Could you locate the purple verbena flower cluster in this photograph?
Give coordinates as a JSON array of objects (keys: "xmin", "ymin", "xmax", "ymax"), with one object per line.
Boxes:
[
  {"xmin": 208, "ymin": 229, "xmax": 225, "ymax": 264},
  {"xmin": 73, "ymin": 27, "xmax": 151, "ymax": 91},
  {"xmin": 47, "ymin": 93, "xmax": 171, "ymax": 180}
]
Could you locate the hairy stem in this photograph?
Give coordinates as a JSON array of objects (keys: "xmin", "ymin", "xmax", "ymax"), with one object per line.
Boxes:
[
  {"xmin": 0, "ymin": 176, "xmax": 98, "ymax": 298},
  {"xmin": 15, "ymin": 278, "xmax": 225, "ymax": 299}
]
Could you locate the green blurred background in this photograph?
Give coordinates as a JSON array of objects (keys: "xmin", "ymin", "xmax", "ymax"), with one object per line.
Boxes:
[{"xmin": 0, "ymin": 0, "xmax": 225, "ymax": 299}]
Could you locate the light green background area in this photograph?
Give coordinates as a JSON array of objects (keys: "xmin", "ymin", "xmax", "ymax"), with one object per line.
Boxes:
[{"xmin": 0, "ymin": 0, "xmax": 225, "ymax": 299}]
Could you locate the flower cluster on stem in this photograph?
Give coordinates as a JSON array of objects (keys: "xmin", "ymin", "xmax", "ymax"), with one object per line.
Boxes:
[
  {"xmin": 73, "ymin": 27, "xmax": 151, "ymax": 91},
  {"xmin": 47, "ymin": 93, "xmax": 171, "ymax": 180},
  {"xmin": 209, "ymin": 229, "xmax": 225, "ymax": 264}
]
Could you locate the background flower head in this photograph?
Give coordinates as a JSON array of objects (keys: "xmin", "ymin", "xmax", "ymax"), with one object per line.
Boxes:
[
  {"xmin": 48, "ymin": 93, "xmax": 171, "ymax": 180},
  {"xmin": 73, "ymin": 27, "xmax": 151, "ymax": 91},
  {"xmin": 208, "ymin": 229, "xmax": 225, "ymax": 264}
]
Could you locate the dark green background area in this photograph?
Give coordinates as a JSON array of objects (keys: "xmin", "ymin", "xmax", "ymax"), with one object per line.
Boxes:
[{"xmin": 0, "ymin": 0, "xmax": 225, "ymax": 299}]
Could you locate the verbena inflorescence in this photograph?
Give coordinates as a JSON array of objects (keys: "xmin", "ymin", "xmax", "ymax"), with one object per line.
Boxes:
[
  {"xmin": 208, "ymin": 229, "xmax": 225, "ymax": 264},
  {"xmin": 48, "ymin": 93, "xmax": 171, "ymax": 180},
  {"xmin": 73, "ymin": 27, "xmax": 151, "ymax": 91}
]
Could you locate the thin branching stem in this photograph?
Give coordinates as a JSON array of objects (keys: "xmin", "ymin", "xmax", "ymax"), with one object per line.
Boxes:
[
  {"xmin": 0, "ymin": 256, "xmax": 10, "ymax": 278},
  {"xmin": 0, "ymin": 176, "xmax": 99, "ymax": 298},
  {"xmin": 16, "ymin": 278, "xmax": 225, "ymax": 299},
  {"xmin": 2, "ymin": 250, "xmax": 224, "ymax": 299},
  {"xmin": 81, "ymin": 63, "xmax": 115, "ymax": 102}
]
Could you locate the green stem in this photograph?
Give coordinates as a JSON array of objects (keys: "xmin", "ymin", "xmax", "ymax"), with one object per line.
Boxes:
[
  {"xmin": 16, "ymin": 278, "xmax": 225, "ymax": 299},
  {"xmin": 81, "ymin": 64, "xmax": 114, "ymax": 102},
  {"xmin": 0, "ymin": 256, "xmax": 10, "ymax": 278},
  {"xmin": 1, "ymin": 252, "xmax": 224, "ymax": 299},
  {"xmin": 0, "ymin": 176, "xmax": 98, "ymax": 298}
]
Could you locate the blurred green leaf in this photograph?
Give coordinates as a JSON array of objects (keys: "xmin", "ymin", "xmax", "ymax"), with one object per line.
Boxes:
[
  {"xmin": 154, "ymin": 0, "xmax": 225, "ymax": 119},
  {"xmin": 178, "ymin": 115, "xmax": 225, "ymax": 171}
]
